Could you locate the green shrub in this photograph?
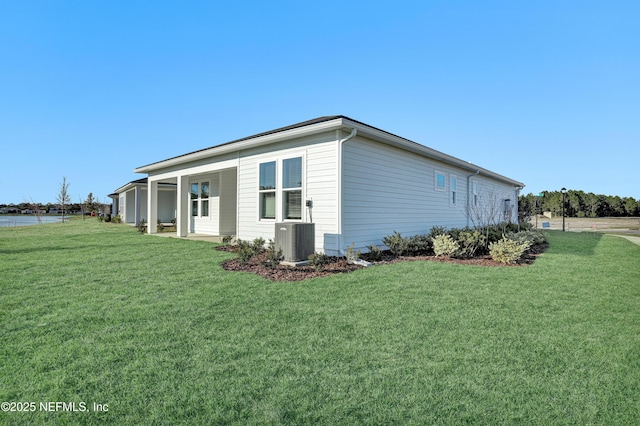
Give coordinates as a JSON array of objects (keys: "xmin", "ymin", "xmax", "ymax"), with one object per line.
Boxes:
[
  {"xmin": 236, "ymin": 239, "xmax": 262, "ymax": 263},
  {"xmin": 308, "ymin": 252, "xmax": 332, "ymax": 271},
  {"xmin": 221, "ymin": 235, "xmax": 234, "ymax": 245},
  {"xmin": 382, "ymin": 231, "xmax": 408, "ymax": 256},
  {"xmin": 406, "ymin": 234, "xmax": 433, "ymax": 255},
  {"xmin": 507, "ymin": 230, "xmax": 546, "ymax": 246},
  {"xmin": 489, "ymin": 237, "xmax": 531, "ymax": 264},
  {"xmin": 112, "ymin": 215, "xmax": 122, "ymax": 224},
  {"xmin": 366, "ymin": 245, "xmax": 383, "ymax": 261},
  {"xmin": 136, "ymin": 219, "xmax": 147, "ymax": 234},
  {"xmin": 253, "ymin": 237, "xmax": 265, "ymax": 251},
  {"xmin": 157, "ymin": 219, "xmax": 164, "ymax": 232},
  {"xmin": 432, "ymin": 234, "xmax": 460, "ymax": 257},
  {"xmin": 456, "ymin": 229, "xmax": 486, "ymax": 258},
  {"xmin": 263, "ymin": 239, "xmax": 283, "ymax": 268},
  {"xmin": 346, "ymin": 242, "xmax": 361, "ymax": 263},
  {"xmin": 428, "ymin": 225, "xmax": 448, "ymax": 238}
]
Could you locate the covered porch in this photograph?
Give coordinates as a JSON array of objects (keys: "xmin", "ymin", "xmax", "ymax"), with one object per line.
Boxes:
[{"xmin": 146, "ymin": 167, "xmax": 237, "ymax": 238}]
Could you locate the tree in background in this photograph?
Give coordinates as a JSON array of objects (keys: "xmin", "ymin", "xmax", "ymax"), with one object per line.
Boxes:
[
  {"xmin": 84, "ymin": 192, "xmax": 98, "ymax": 215},
  {"xmin": 520, "ymin": 190, "xmax": 639, "ymax": 219},
  {"xmin": 57, "ymin": 177, "xmax": 71, "ymax": 223}
]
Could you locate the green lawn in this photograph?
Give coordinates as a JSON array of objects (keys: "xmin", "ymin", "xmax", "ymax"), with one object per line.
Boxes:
[{"xmin": 1, "ymin": 221, "xmax": 639, "ymax": 425}]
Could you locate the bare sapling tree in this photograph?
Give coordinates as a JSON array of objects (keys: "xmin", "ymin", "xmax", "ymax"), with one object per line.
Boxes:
[
  {"xmin": 466, "ymin": 186, "xmax": 513, "ymax": 244},
  {"xmin": 57, "ymin": 177, "xmax": 71, "ymax": 223},
  {"xmin": 27, "ymin": 198, "xmax": 44, "ymax": 223}
]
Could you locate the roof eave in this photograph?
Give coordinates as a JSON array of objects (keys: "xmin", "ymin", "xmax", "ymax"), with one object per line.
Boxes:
[
  {"xmin": 346, "ymin": 119, "xmax": 525, "ymax": 188},
  {"xmin": 134, "ymin": 117, "xmax": 348, "ymax": 174}
]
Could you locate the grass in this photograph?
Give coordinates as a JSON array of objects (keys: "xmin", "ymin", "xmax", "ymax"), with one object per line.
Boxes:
[{"xmin": 1, "ymin": 221, "xmax": 639, "ymax": 425}]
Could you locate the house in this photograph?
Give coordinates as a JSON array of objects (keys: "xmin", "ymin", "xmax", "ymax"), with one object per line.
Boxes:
[
  {"xmin": 109, "ymin": 178, "xmax": 176, "ymax": 225},
  {"xmin": 121, "ymin": 116, "xmax": 524, "ymax": 255}
]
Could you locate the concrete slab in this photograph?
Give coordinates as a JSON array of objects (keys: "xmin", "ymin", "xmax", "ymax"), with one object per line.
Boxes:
[
  {"xmin": 150, "ymin": 233, "xmax": 225, "ymax": 243},
  {"xmin": 615, "ymin": 235, "xmax": 640, "ymax": 247}
]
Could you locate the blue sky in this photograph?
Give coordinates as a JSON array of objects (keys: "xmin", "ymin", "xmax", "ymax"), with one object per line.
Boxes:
[{"xmin": 1, "ymin": 0, "xmax": 638, "ymax": 205}]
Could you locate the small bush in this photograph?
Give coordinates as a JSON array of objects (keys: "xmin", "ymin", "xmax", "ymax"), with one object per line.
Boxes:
[
  {"xmin": 308, "ymin": 252, "xmax": 332, "ymax": 271},
  {"xmin": 489, "ymin": 237, "xmax": 531, "ymax": 264},
  {"xmin": 428, "ymin": 225, "xmax": 448, "ymax": 238},
  {"xmin": 507, "ymin": 230, "xmax": 546, "ymax": 246},
  {"xmin": 112, "ymin": 215, "xmax": 122, "ymax": 224},
  {"xmin": 406, "ymin": 234, "xmax": 433, "ymax": 255},
  {"xmin": 136, "ymin": 219, "xmax": 147, "ymax": 234},
  {"xmin": 263, "ymin": 239, "xmax": 283, "ymax": 268},
  {"xmin": 253, "ymin": 237, "xmax": 266, "ymax": 251},
  {"xmin": 346, "ymin": 242, "xmax": 361, "ymax": 263},
  {"xmin": 382, "ymin": 231, "xmax": 408, "ymax": 256},
  {"xmin": 366, "ymin": 245, "xmax": 383, "ymax": 261},
  {"xmin": 433, "ymin": 234, "xmax": 460, "ymax": 257},
  {"xmin": 236, "ymin": 239, "xmax": 262, "ymax": 263},
  {"xmin": 157, "ymin": 219, "xmax": 164, "ymax": 232},
  {"xmin": 456, "ymin": 229, "xmax": 487, "ymax": 258},
  {"xmin": 221, "ymin": 235, "xmax": 234, "ymax": 245}
]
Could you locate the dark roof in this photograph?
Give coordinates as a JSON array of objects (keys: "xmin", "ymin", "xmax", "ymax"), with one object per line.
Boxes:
[
  {"xmin": 133, "ymin": 115, "xmax": 524, "ymax": 187},
  {"xmin": 137, "ymin": 116, "xmax": 346, "ymax": 169}
]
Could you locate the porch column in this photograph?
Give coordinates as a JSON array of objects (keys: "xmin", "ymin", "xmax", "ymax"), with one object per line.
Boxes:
[
  {"xmin": 134, "ymin": 186, "xmax": 142, "ymax": 225},
  {"xmin": 147, "ymin": 180, "xmax": 158, "ymax": 233},
  {"xmin": 176, "ymin": 175, "xmax": 189, "ymax": 237}
]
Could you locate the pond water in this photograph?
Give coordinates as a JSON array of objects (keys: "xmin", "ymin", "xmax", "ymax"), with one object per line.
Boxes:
[{"xmin": 0, "ymin": 215, "xmax": 65, "ymax": 227}]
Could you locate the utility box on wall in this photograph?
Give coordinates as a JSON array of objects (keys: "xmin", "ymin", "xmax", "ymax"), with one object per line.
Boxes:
[{"xmin": 275, "ymin": 223, "xmax": 315, "ymax": 263}]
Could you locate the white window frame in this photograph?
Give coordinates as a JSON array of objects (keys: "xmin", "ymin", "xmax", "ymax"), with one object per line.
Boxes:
[
  {"xmin": 450, "ymin": 175, "xmax": 457, "ymax": 207},
  {"xmin": 258, "ymin": 161, "xmax": 277, "ymax": 221},
  {"xmin": 190, "ymin": 180, "xmax": 210, "ymax": 218},
  {"xmin": 435, "ymin": 171, "xmax": 446, "ymax": 192},
  {"xmin": 257, "ymin": 155, "xmax": 305, "ymax": 222},
  {"xmin": 282, "ymin": 157, "xmax": 303, "ymax": 221}
]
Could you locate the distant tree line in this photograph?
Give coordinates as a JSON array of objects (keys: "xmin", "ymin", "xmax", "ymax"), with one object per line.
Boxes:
[
  {"xmin": 519, "ymin": 190, "xmax": 640, "ymax": 218},
  {"xmin": 1, "ymin": 192, "xmax": 109, "ymax": 215}
]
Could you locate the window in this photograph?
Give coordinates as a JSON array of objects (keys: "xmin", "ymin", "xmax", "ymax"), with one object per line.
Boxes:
[
  {"xmin": 450, "ymin": 175, "xmax": 457, "ymax": 206},
  {"xmin": 201, "ymin": 181, "xmax": 210, "ymax": 217},
  {"xmin": 191, "ymin": 183, "xmax": 199, "ymax": 216},
  {"xmin": 258, "ymin": 156, "xmax": 303, "ymax": 221},
  {"xmin": 191, "ymin": 181, "xmax": 210, "ymax": 217},
  {"xmin": 283, "ymin": 157, "xmax": 302, "ymax": 220},
  {"xmin": 259, "ymin": 161, "xmax": 276, "ymax": 219},
  {"xmin": 435, "ymin": 171, "xmax": 446, "ymax": 191}
]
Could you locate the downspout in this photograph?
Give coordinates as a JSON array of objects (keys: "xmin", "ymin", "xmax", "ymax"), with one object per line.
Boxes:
[
  {"xmin": 515, "ymin": 186, "xmax": 523, "ymax": 230},
  {"xmin": 337, "ymin": 127, "xmax": 357, "ymax": 255},
  {"xmin": 466, "ymin": 169, "xmax": 480, "ymax": 227}
]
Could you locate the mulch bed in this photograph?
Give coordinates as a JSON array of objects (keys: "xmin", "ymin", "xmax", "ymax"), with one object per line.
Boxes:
[{"xmin": 218, "ymin": 243, "xmax": 549, "ymax": 282}]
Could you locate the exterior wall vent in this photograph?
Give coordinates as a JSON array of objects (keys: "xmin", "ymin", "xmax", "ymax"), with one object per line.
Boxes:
[{"xmin": 275, "ymin": 223, "xmax": 315, "ymax": 262}]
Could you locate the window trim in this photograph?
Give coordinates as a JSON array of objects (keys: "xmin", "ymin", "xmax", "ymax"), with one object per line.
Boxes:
[
  {"xmin": 190, "ymin": 180, "xmax": 211, "ymax": 218},
  {"xmin": 257, "ymin": 155, "xmax": 305, "ymax": 222}
]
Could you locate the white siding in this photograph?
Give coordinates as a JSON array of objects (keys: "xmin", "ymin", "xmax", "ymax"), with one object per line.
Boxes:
[
  {"xmin": 219, "ymin": 169, "xmax": 237, "ymax": 235},
  {"xmin": 125, "ymin": 189, "xmax": 136, "ymax": 223},
  {"xmin": 342, "ymin": 136, "xmax": 517, "ymax": 252},
  {"xmin": 236, "ymin": 131, "xmax": 339, "ymax": 253},
  {"xmin": 157, "ymin": 189, "xmax": 175, "ymax": 223}
]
